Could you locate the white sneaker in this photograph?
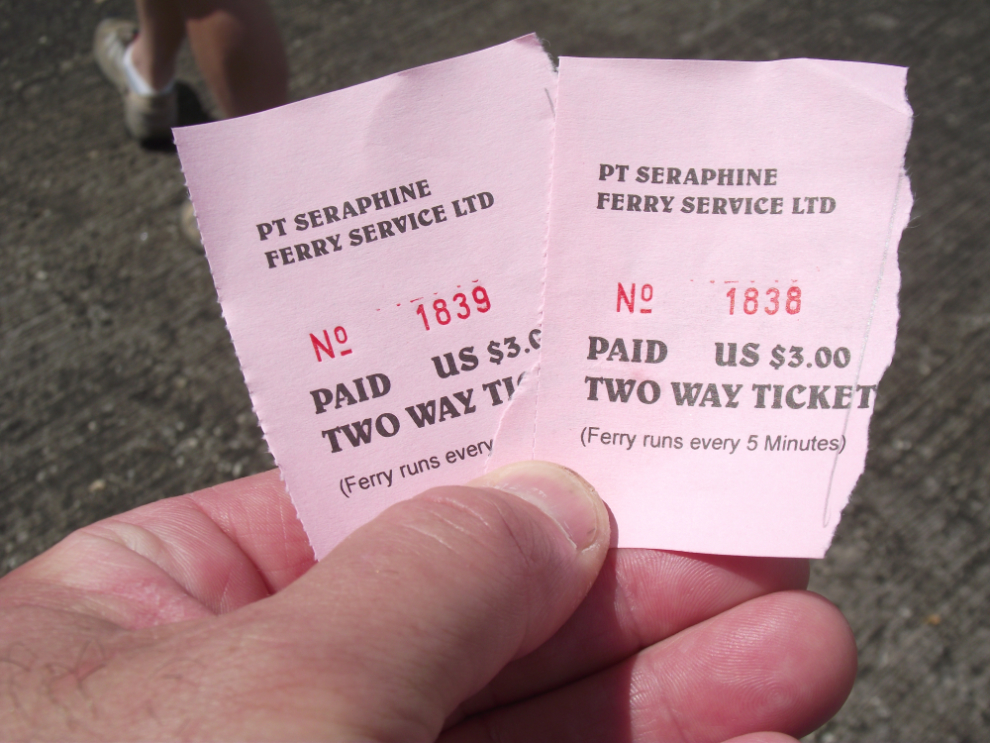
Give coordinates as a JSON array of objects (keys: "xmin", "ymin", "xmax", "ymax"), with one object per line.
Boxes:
[{"xmin": 93, "ymin": 19, "xmax": 178, "ymax": 143}]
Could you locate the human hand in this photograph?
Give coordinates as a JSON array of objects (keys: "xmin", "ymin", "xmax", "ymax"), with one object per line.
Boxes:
[{"xmin": 0, "ymin": 462, "xmax": 855, "ymax": 741}]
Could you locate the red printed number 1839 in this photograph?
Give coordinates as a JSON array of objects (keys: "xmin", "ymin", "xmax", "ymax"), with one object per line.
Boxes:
[{"xmin": 417, "ymin": 286, "xmax": 491, "ymax": 330}]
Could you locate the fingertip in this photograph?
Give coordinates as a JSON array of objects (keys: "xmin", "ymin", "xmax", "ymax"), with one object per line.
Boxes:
[
  {"xmin": 724, "ymin": 590, "xmax": 858, "ymax": 738},
  {"xmin": 618, "ymin": 588, "xmax": 857, "ymax": 742},
  {"xmin": 790, "ymin": 591, "xmax": 858, "ymax": 725},
  {"xmin": 472, "ymin": 461, "xmax": 610, "ymax": 554}
]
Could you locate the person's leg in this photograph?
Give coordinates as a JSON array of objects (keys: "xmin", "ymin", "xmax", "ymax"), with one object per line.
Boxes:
[
  {"xmin": 182, "ymin": 0, "xmax": 288, "ymax": 117},
  {"xmin": 128, "ymin": 0, "xmax": 186, "ymax": 92},
  {"xmin": 105, "ymin": 0, "xmax": 287, "ymax": 121},
  {"xmin": 96, "ymin": 0, "xmax": 287, "ymax": 244}
]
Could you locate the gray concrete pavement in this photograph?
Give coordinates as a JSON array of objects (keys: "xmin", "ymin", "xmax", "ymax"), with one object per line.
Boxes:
[{"xmin": 2, "ymin": 1, "xmax": 988, "ymax": 739}]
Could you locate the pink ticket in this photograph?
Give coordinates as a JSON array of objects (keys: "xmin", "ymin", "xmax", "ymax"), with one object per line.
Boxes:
[
  {"xmin": 529, "ymin": 57, "xmax": 912, "ymax": 557},
  {"xmin": 176, "ymin": 36, "xmax": 555, "ymax": 558}
]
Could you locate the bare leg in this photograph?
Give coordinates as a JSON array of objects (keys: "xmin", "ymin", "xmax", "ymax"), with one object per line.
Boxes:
[
  {"xmin": 183, "ymin": 0, "xmax": 288, "ymax": 116},
  {"xmin": 129, "ymin": 0, "xmax": 288, "ymax": 118},
  {"xmin": 129, "ymin": 0, "xmax": 186, "ymax": 91}
]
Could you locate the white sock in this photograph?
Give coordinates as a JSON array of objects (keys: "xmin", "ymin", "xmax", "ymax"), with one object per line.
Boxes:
[{"xmin": 123, "ymin": 42, "xmax": 174, "ymax": 96}]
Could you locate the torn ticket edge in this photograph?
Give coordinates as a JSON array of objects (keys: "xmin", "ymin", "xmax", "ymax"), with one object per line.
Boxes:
[
  {"xmin": 821, "ymin": 168, "xmax": 911, "ymax": 530},
  {"xmin": 486, "ymin": 42, "xmax": 559, "ymax": 472}
]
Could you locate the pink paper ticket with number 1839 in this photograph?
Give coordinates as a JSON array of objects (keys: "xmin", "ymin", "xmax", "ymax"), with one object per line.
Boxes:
[{"xmin": 176, "ymin": 36, "xmax": 555, "ymax": 558}]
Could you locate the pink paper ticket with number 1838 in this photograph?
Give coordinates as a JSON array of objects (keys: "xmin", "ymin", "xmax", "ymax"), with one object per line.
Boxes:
[{"xmin": 518, "ymin": 56, "xmax": 913, "ymax": 558}]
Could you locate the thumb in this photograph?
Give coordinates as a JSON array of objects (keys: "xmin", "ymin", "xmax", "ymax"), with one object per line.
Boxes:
[{"xmin": 258, "ymin": 461, "xmax": 610, "ymax": 741}]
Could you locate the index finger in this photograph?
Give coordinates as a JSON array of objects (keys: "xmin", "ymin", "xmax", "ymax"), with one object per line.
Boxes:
[
  {"xmin": 2, "ymin": 470, "xmax": 314, "ymax": 625},
  {"xmin": 455, "ymin": 549, "xmax": 810, "ymax": 720}
]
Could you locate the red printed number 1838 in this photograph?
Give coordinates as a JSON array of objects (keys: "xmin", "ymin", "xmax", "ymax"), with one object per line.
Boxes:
[{"xmin": 727, "ymin": 286, "xmax": 801, "ymax": 315}]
